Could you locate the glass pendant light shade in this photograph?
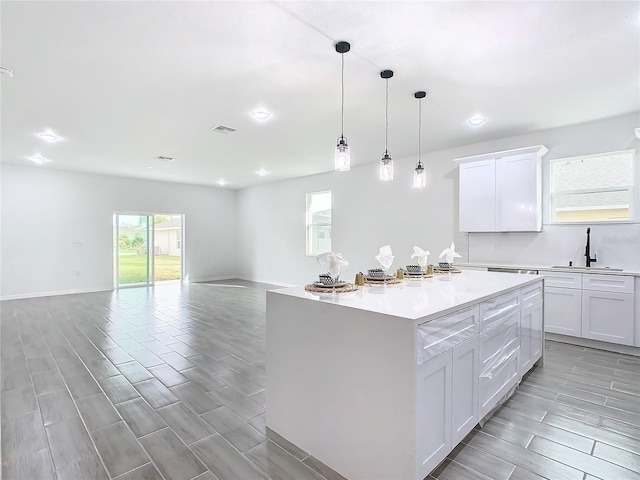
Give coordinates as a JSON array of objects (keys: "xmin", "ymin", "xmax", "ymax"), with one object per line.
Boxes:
[
  {"xmin": 335, "ymin": 136, "xmax": 351, "ymax": 171},
  {"xmin": 414, "ymin": 162, "xmax": 427, "ymax": 188},
  {"xmin": 380, "ymin": 152, "xmax": 393, "ymax": 181}
]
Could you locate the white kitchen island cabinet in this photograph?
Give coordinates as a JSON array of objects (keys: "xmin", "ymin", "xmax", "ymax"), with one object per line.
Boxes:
[{"xmin": 266, "ymin": 271, "xmax": 544, "ymax": 480}]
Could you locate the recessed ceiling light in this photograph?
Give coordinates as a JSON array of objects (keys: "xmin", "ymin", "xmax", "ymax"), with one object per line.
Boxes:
[
  {"xmin": 217, "ymin": 179, "xmax": 228, "ymax": 186},
  {"xmin": 0, "ymin": 66, "xmax": 14, "ymax": 77},
  {"xmin": 37, "ymin": 129, "xmax": 60, "ymax": 143},
  {"xmin": 145, "ymin": 166, "xmax": 153, "ymax": 169},
  {"xmin": 252, "ymin": 110, "xmax": 271, "ymax": 121},
  {"xmin": 27, "ymin": 154, "xmax": 50, "ymax": 165},
  {"xmin": 256, "ymin": 169, "xmax": 269, "ymax": 177},
  {"xmin": 468, "ymin": 116, "xmax": 487, "ymax": 127}
]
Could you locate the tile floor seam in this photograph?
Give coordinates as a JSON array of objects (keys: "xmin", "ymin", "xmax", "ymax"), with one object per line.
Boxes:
[
  {"xmin": 50, "ymin": 327, "xmax": 128, "ymax": 479},
  {"xmin": 47, "ymin": 322, "xmax": 172, "ymax": 480},
  {"xmin": 18, "ymin": 316, "xmax": 61, "ymax": 480}
]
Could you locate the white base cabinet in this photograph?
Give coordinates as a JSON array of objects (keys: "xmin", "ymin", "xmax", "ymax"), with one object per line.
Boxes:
[
  {"xmin": 451, "ymin": 335, "xmax": 480, "ymax": 445},
  {"xmin": 544, "ymin": 286, "xmax": 582, "ymax": 336},
  {"xmin": 416, "ymin": 334, "xmax": 483, "ymax": 478},
  {"xmin": 582, "ymin": 290, "xmax": 634, "ymax": 345},
  {"xmin": 544, "ymin": 272, "xmax": 636, "ymax": 347},
  {"xmin": 416, "ymin": 350, "xmax": 452, "ymax": 479},
  {"xmin": 520, "ymin": 301, "xmax": 544, "ymax": 375}
]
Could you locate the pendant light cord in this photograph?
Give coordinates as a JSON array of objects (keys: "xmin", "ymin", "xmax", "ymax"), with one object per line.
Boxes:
[
  {"xmin": 418, "ymin": 97, "xmax": 422, "ymax": 167},
  {"xmin": 341, "ymin": 53, "xmax": 345, "ymax": 138},
  {"xmin": 385, "ymin": 78, "xmax": 389, "ymax": 153}
]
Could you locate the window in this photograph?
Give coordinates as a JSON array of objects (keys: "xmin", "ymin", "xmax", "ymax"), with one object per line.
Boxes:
[
  {"xmin": 306, "ymin": 190, "xmax": 332, "ymax": 256},
  {"xmin": 550, "ymin": 150, "xmax": 636, "ymax": 223}
]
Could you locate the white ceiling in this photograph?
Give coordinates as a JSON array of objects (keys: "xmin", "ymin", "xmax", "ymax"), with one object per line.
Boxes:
[{"xmin": 1, "ymin": 1, "xmax": 639, "ymax": 189}]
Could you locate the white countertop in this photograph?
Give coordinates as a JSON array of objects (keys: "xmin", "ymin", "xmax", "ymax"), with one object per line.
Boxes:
[
  {"xmin": 460, "ymin": 262, "xmax": 640, "ymax": 277},
  {"xmin": 269, "ymin": 270, "xmax": 541, "ymax": 322}
]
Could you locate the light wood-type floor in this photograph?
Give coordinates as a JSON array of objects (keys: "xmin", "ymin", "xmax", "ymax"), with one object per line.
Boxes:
[{"xmin": 1, "ymin": 280, "xmax": 639, "ymax": 480}]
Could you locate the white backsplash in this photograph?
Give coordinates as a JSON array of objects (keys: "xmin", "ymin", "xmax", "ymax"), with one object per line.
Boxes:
[{"xmin": 468, "ymin": 224, "xmax": 640, "ymax": 271}]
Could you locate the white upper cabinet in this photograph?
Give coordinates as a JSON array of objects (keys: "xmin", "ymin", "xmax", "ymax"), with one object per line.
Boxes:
[
  {"xmin": 458, "ymin": 160, "xmax": 496, "ymax": 232},
  {"xmin": 455, "ymin": 145, "xmax": 547, "ymax": 232}
]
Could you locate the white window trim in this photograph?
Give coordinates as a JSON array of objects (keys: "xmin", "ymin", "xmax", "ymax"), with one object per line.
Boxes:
[
  {"xmin": 547, "ymin": 149, "xmax": 638, "ymax": 225},
  {"xmin": 305, "ymin": 190, "xmax": 332, "ymax": 257}
]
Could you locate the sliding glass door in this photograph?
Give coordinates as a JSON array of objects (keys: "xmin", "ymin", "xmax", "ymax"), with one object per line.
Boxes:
[
  {"xmin": 114, "ymin": 213, "xmax": 183, "ymax": 288},
  {"xmin": 151, "ymin": 214, "xmax": 183, "ymax": 283}
]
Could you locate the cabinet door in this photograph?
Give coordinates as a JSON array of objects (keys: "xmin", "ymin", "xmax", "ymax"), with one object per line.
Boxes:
[
  {"xmin": 451, "ymin": 335, "xmax": 480, "ymax": 446},
  {"xmin": 543, "ymin": 287, "xmax": 582, "ymax": 336},
  {"xmin": 520, "ymin": 301, "xmax": 543, "ymax": 376},
  {"xmin": 416, "ymin": 350, "xmax": 452, "ymax": 480},
  {"xmin": 459, "ymin": 159, "xmax": 496, "ymax": 232},
  {"xmin": 495, "ymin": 153, "xmax": 541, "ymax": 232},
  {"xmin": 582, "ymin": 291, "xmax": 634, "ymax": 345}
]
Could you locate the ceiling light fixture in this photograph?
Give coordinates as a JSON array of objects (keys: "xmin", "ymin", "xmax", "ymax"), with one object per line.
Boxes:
[
  {"xmin": 210, "ymin": 125, "xmax": 237, "ymax": 135},
  {"xmin": 379, "ymin": 69, "xmax": 394, "ymax": 182},
  {"xmin": 413, "ymin": 91, "xmax": 427, "ymax": 189},
  {"xmin": 217, "ymin": 179, "xmax": 228, "ymax": 186},
  {"xmin": 334, "ymin": 41, "xmax": 351, "ymax": 172},
  {"xmin": 468, "ymin": 116, "xmax": 487, "ymax": 127},
  {"xmin": 0, "ymin": 66, "xmax": 14, "ymax": 77},
  {"xmin": 37, "ymin": 129, "xmax": 60, "ymax": 143},
  {"xmin": 256, "ymin": 168, "xmax": 269, "ymax": 177},
  {"xmin": 252, "ymin": 110, "xmax": 271, "ymax": 121},
  {"xmin": 28, "ymin": 153, "xmax": 50, "ymax": 165}
]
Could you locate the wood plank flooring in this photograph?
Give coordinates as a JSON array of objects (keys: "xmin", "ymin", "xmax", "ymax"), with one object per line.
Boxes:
[{"xmin": 2, "ymin": 280, "xmax": 639, "ymax": 480}]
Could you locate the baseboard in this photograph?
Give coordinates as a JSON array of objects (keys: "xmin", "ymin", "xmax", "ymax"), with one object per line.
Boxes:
[
  {"xmin": 546, "ymin": 333, "xmax": 640, "ymax": 357},
  {"xmin": 187, "ymin": 276, "xmax": 237, "ymax": 283},
  {"xmin": 1, "ymin": 286, "xmax": 114, "ymax": 301},
  {"xmin": 1, "ymin": 277, "xmax": 297, "ymax": 301},
  {"xmin": 236, "ymin": 276, "xmax": 298, "ymax": 288}
]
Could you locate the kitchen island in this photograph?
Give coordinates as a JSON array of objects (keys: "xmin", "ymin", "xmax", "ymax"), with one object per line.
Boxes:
[{"xmin": 266, "ymin": 270, "xmax": 544, "ymax": 480}]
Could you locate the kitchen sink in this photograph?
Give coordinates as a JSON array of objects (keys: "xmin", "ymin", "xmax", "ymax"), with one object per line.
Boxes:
[{"xmin": 550, "ymin": 266, "xmax": 623, "ymax": 272}]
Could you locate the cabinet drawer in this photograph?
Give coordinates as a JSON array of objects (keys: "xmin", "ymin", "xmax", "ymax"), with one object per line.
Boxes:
[
  {"xmin": 480, "ymin": 291, "xmax": 519, "ymax": 328},
  {"xmin": 416, "ymin": 306, "xmax": 480, "ymax": 364},
  {"xmin": 520, "ymin": 282, "xmax": 543, "ymax": 309},
  {"xmin": 542, "ymin": 272, "xmax": 581, "ymax": 289},
  {"xmin": 479, "ymin": 344, "xmax": 520, "ymax": 418},
  {"xmin": 582, "ymin": 274, "xmax": 634, "ymax": 294},
  {"xmin": 480, "ymin": 311, "xmax": 519, "ymax": 364}
]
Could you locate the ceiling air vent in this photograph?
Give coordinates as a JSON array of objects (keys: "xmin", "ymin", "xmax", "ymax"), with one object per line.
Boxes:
[
  {"xmin": 157, "ymin": 156, "xmax": 175, "ymax": 162},
  {"xmin": 210, "ymin": 125, "xmax": 236, "ymax": 135}
]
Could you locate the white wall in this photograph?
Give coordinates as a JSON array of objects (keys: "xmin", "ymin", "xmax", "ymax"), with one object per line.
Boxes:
[
  {"xmin": 1, "ymin": 165, "xmax": 238, "ymax": 299},
  {"xmin": 237, "ymin": 113, "xmax": 640, "ymax": 285}
]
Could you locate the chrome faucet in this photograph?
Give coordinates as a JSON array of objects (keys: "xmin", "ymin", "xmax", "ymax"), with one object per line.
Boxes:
[{"xmin": 585, "ymin": 227, "xmax": 597, "ymax": 267}]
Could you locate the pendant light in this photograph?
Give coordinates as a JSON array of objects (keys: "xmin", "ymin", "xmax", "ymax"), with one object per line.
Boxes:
[
  {"xmin": 334, "ymin": 41, "xmax": 351, "ymax": 171},
  {"xmin": 413, "ymin": 91, "xmax": 427, "ymax": 188},
  {"xmin": 379, "ymin": 70, "xmax": 394, "ymax": 181}
]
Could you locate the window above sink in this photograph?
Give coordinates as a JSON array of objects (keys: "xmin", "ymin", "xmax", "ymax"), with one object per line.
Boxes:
[{"xmin": 549, "ymin": 149, "xmax": 636, "ymax": 224}]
